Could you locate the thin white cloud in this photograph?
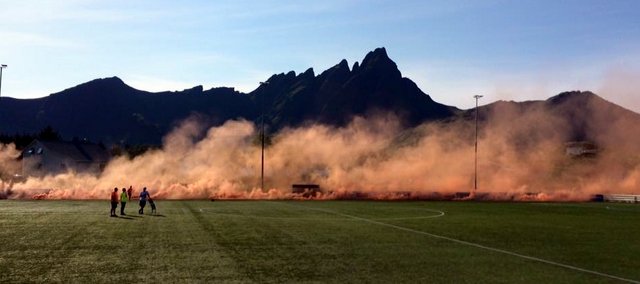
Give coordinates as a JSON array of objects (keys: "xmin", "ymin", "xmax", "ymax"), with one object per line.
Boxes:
[
  {"xmin": 0, "ymin": 31, "xmax": 80, "ymax": 49},
  {"xmin": 0, "ymin": 0, "xmax": 186, "ymax": 25},
  {"xmin": 199, "ymin": 1, "xmax": 354, "ymax": 20}
]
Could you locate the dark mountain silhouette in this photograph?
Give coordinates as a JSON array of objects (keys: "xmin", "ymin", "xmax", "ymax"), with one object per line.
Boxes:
[
  {"xmin": 0, "ymin": 48, "xmax": 457, "ymax": 144},
  {"xmin": 470, "ymin": 91, "xmax": 640, "ymax": 145},
  {"xmin": 0, "ymin": 77, "xmax": 256, "ymax": 144},
  {"xmin": 0, "ymin": 48, "xmax": 637, "ymax": 147},
  {"xmin": 251, "ymin": 48, "xmax": 457, "ymax": 129}
]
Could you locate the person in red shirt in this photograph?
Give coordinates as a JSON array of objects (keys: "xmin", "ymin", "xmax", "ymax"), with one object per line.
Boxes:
[{"xmin": 110, "ymin": 187, "xmax": 119, "ymax": 217}]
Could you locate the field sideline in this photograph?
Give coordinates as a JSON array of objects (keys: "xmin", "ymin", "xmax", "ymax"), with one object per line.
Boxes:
[{"xmin": 0, "ymin": 200, "xmax": 638, "ymax": 283}]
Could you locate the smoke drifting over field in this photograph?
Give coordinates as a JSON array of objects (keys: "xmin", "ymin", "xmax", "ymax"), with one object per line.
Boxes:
[{"xmin": 2, "ymin": 94, "xmax": 640, "ymax": 200}]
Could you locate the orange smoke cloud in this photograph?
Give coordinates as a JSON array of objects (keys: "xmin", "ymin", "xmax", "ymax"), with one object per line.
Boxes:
[
  {"xmin": 2, "ymin": 95, "xmax": 640, "ymax": 200},
  {"xmin": 0, "ymin": 143, "xmax": 21, "ymax": 198}
]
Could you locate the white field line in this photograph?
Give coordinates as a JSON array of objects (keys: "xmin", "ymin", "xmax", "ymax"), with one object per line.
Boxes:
[
  {"xmin": 197, "ymin": 207, "xmax": 445, "ymax": 221},
  {"xmin": 285, "ymin": 203, "xmax": 639, "ymax": 284},
  {"xmin": 375, "ymin": 209, "xmax": 444, "ymax": 220}
]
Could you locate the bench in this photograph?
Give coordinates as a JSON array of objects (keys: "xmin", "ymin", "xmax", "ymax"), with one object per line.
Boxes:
[
  {"xmin": 602, "ymin": 194, "xmax": 640, "ymax": 203},
  {"xmin": 291, "ymin": 184, "xmax": 321, "ymax": 197}
]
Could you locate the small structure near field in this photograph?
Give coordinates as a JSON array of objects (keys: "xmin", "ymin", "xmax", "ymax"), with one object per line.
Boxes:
[
  {"xmin": 565, "ymin": 141, "xmax": 598, "ymax": 157},
  {"xmin": 291, "ymin": 184, "xmax": 321, "ymax": 197},
  {"xmin": 593, "ymin": 194, "xmax": 640, "ymax": 203},
  {"xmin": 21, "ymin": 139, "xmax": 110, "ymax": 177}
]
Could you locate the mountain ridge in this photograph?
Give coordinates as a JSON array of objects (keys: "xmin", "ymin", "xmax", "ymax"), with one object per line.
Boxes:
[{"xmin": 0, "ymin": 48, "xmax": 636, "ymax": 146}]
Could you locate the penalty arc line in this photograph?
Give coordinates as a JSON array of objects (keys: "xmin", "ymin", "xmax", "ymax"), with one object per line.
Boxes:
[{"xmin": 285, "ymin": 203, "xmax": 639, "ymax": 284}]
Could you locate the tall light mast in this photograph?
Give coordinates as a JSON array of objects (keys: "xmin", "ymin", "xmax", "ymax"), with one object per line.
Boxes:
[{"xmin": 473, "ymin": 95, "xmax": 483, "ymax": 193}]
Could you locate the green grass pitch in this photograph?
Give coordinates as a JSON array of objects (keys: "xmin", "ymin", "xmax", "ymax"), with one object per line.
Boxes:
[{"xmin": 0, "ymin": 200, "xmax": 638, "ymax": 283}]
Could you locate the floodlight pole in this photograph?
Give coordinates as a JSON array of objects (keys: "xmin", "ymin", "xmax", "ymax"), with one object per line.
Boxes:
[
  {"xmin": 259, "ymin": 81, "xmax": 268, "ymax": 192},
  {"xmin": 473, "ymin": 95, "xmax": 483, "ymax": 192},
  {"xmin": 0, "ymin": 64, "xmax": 7, "ymax": 101}
]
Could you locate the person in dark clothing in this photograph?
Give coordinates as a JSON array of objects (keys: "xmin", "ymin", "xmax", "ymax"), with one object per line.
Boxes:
[
  {"xmin": 148, "ymin": 198, "xmax": 156, "ymax": 214},
  {"xmin": 127, "ymin": 186, "xmax": 133, "ymax": 201},
  {"xmin": 138, "ymin": 187, "xmax": 150, "ymax": 214},
  {"xmin": 110, "ymin": 187, "xmax": 118, "ymax": 217}
]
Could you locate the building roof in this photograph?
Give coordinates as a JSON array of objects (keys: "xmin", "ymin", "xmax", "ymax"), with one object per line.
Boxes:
[{"xmin": 24, "ymin": 140, "xmax": 110, "ymax": 162}]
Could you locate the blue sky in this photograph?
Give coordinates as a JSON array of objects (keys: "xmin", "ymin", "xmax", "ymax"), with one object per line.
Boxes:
[{"xmin": 1, "ymin": 0, "xmax": 639, "ymax": 110}]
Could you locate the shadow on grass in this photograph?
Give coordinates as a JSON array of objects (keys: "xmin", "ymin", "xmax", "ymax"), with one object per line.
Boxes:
[
  {"xmin": 149, "ymin": 214, "xmax": 166, "ymax": 217},
  {"xmin": 125, "ymin": 215, "xmax": 144, "ymax": 218},
  {"xmin": 115, "ymin": 215, "xmax": 135, "ymax": 220}
]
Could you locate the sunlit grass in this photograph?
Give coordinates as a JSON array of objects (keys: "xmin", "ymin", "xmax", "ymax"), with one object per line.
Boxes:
[{"xmin": 0, "ymin": 200, "xmax": 638, "ymax": 283}]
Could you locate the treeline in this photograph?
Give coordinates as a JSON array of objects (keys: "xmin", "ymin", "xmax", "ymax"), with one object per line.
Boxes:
[
  {"xmin": 0, "ymin": 126, "xmax": 61, "ymax": 149},
  {"xmin": 110, "ymin": 144, "xmax": 161, "ymax": 159}
]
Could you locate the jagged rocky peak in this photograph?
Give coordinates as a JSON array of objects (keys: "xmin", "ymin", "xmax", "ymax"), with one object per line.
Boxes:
[
  {"xmin": 359, "ymin": 47, "xmax": 401, "ymax": 78},
  {"xmin": 263, "ymin": 71, "xmax": 297, "ymax": 86},
  {"xmin": 299, "ymin": 67, "xmax": 315, "ymax": 79},
  {"xmin": 207, "ymin": 86, "xmax": 235, "ymax": 92},
  {"xmin": 323, "ymin": 59, "xmax": 349, "ymax": 74},
  {"xmin": 203, "ymin": 86, "xmax": 239, "ymax": 96},
  {"xmin": 181, "ymin": 85, "xmax": 204, "ymax": 94},
  {"xmin": 361, "ymin": 47, "xmax": 391, "ymax": 65},
  {"xmin": 336, "ymin": 59, "xmax": 350, "ymax": 71},
  {"xmin": 317, "ymin": 58, "xmax": 352, "ymax": 85}
]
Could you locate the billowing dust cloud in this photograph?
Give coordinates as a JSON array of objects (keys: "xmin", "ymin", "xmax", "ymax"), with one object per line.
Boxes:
[{"xmin": 2, "ymin": 96, "xmax": 640, "ymax": 201}]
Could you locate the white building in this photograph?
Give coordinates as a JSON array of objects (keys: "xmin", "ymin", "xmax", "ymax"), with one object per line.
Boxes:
[
  {"xmin": 21, "ymin": 140, "xmax": 110, "ymax": 176},
  {"xmin": 565, "ymin": 141, "xmax": 598, "ymax": 157}
]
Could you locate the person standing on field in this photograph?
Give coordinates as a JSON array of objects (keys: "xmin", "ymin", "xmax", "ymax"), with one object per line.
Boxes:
[
  {"xmin": 138, "ymin": 187, "xmax": 150, "ymax": 214},
  {"xmin": 127, "ymin": 186, "xmax": 133, "ymax": 201},
  {"xmin": 120, "ymin": 188, "xmax": 128, "ymax": 215},
  {"xmin": 110, "ymin": 187, "xmax": 119, "ymax": 217}
]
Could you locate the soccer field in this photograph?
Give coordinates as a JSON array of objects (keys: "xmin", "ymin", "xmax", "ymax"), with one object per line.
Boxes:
[{"xmin": 0, "ymin": 200, "xmax": 638, "ymax": 283}]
